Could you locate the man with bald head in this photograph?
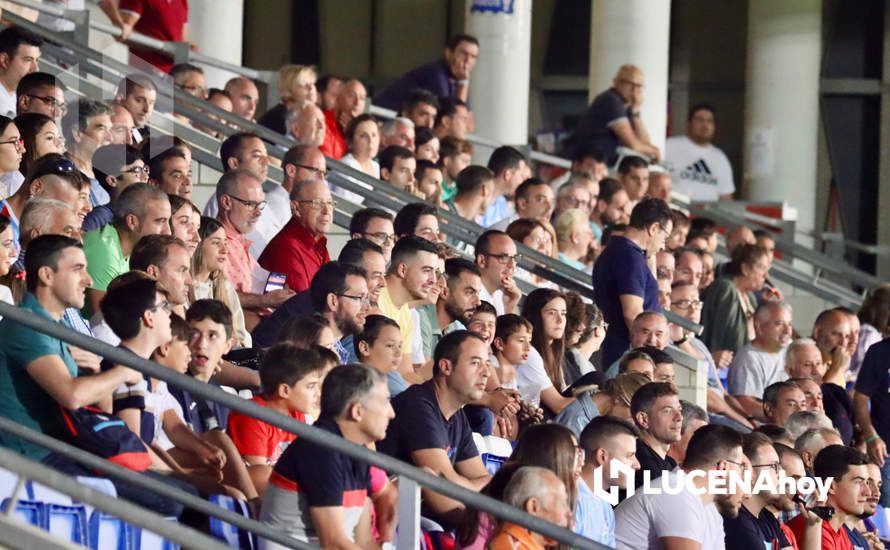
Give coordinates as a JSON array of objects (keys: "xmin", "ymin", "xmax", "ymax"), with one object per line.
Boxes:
[
  {"xmin": 812, "ymin": 308, "xmax": 853, "ymax": 388},
  {"xmin": 109, "ymin": 103, "xmax": 135, "ymax": 146},
  {"xmin": 320, "ymin": 79, "xmax": 367, "ymax": 160},
  {"xmin": 571, "ymin": 64, "xmax": 661, "ymax": 163},
  {"xmin": 715, "ymin": 225, "xmax": 756, "ymax": 279},
  {"xmin": 224, "ymin": 76, "xmax": 259, "ymax": 121}
]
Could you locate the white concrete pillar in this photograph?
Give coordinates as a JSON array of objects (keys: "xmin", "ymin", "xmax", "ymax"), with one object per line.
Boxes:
[
  {"xmin": 744, "ymin": 0, "xmax": 821, "ymax": 233},
  {"xmin": 588, "ymin": 0, "xmax": 671, "ymax": 153},
  {"xmin": 466, "ymin": 0, "xmax": 532, "ymax": 147},
  {"xmin": 187, "ymin": 0, "xmax": 244, "ymax": 87}
]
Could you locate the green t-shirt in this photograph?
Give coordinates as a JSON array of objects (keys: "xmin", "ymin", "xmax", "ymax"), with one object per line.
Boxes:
[
  {"xmin": 0, "ymin": 292, "xmax": 78, "ymax": 460},
  {"xmin": 82, "ymin": 224, "xmax": 129, "ymax": 292}
]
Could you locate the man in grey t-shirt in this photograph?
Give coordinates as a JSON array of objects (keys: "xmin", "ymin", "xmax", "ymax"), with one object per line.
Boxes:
[{"xmin": 727, "ymin": 301, "xmax": 792, "ymax": 422}]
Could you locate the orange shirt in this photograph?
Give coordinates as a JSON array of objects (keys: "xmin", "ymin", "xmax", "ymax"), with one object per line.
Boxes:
[{"xmin": 488, "ymin": 523, "xmax": 546, "ymax": 550}]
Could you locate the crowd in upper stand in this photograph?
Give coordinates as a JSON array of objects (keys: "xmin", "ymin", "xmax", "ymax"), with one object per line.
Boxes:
[{"xmin": 0, "ymin": 12, "xmax": 887, "ymax": 550}]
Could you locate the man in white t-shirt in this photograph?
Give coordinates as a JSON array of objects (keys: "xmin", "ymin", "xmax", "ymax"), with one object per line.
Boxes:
[
  {"xmin": 615, "ymin": 424, "xmax": 746, "ymax": 550},
  {"xmin": 0, "ymin": 27, "xmax": 41, "ymax": 118},
  {"xmin": 474, "ymin": 230, "xmax": 522, "ymax": 316},
  {"xmin": 664, "ymin": 104, "xmax": 735, "ymax": 202}
]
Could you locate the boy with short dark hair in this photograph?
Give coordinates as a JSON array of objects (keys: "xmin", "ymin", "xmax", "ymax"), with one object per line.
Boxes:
[
  {"xmin": 492, "ymin": 313, "xmax": 533, "ymax": 390},
  {"xmin": 228, "ymin": 342, "xmax": 328, "ymax": 494}
]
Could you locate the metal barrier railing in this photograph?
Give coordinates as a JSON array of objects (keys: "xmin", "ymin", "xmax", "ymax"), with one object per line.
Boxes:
[
  {"xmin": 0, "ymin": 301, "xmax": 607, "ymax": 549},
  {"xmin": 7, "ymin": 8, "xmax": 704, "ymax": 337},
  {"xmin": 5, "ymin": 0, "xmax": 885, "ymax": 302},
  {"xmin": 0, "ymin": 445, "xmax": 232, "ymax": 550},
  {"xmin": 0, "ymin": 417, "xmax": 310, "ymax": 549}
]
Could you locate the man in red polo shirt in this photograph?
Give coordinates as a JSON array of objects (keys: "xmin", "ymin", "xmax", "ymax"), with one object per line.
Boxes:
[
  {"xmin": 320, "ymin": 79, "xmax": 367, "ymax": 160},
  {"xmin": 258, "ymin": 179, "xmax": 332, "ymax": 293},
  {"xmin": 102, "ymin": 0, "xmax": 190, "ymax": 74}
]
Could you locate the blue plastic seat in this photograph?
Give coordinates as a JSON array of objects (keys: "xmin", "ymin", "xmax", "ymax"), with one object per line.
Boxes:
[
  {"xmin": 28, "ymin": 481, "xmax": 73, "ymax": 506},
  {"xmin": 130, "ymin": 518, "xmax": 180, "ymax": 550},
  {"xmin": 89, "ymin": 509, "xmax": 130, "ymax": 550},
  {"xmin": 0, "ymin": 467, "xmax": 21, "ymax": 501},
  {"xmin": 1, "ymin": 498, "xmax": 47, "ymax": 528},
  {"xmin": 47, "ymin": 503, "xmax": 89, "ymax": 545},
  {"xmin": 208, "ymin": 494, "xmax": 254, "ymax": 549}
]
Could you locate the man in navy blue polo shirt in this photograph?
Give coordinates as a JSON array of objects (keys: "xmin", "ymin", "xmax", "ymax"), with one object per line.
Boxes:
[
  {"xmin": 854, "ymin": 338, "xmax": 890, "ymax": 506},
  {"xmin": 570, "ymin": 65, "xmax": 662, "ymax": 163},
  {"xmin": 592, "ymin": 197, "xmax": 673, "ymax": 367},
  {"xmin": 260, "ymin": 364, "xmax": 394, "ymax": 548}
]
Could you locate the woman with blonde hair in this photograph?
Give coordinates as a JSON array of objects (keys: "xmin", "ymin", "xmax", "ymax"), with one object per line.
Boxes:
[
  {"xmin": 190, "ymin": 216, "xmax": 251, "ymax": 347},
  {"xmin": 257, "ymin": 65, "xmax": 318, "ymax": 135}
]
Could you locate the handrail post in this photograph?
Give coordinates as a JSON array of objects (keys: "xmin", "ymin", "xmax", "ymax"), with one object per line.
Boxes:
[
  {"xmin": 396, "ymin": 477, "xmax": 420, "ymax": 550},
  {"xmin": 171, "ymin": 41, "xmax": 191, "ymax": 65},
  {"xmin": 64, "ymin": 8, "xmax": 90, "ymax": 49}
]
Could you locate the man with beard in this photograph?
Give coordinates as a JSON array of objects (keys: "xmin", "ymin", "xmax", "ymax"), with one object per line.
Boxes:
[
  {"xmin": 436, "ymin": 258, "xmax": 482, "ymax": 335},
  {"xmin": 251, "ymin": 239, "xmax": 386, "ymax": 350},
  {"xmin": 310, "ymin": 262, "xmax": 370, "ymax": 364},
  {"xmin": 379, "ymin": 331, "xmax": 492, "ymax": 529},
  {"xmin": 630, "ymin": 382, "xmax": 683, "ymax": 488},
  {"xmin": 788, "ymin": 445, "xmax": 871, "ymax": 550},
  {"xmin": 615, "ymin": 424, "xmax": 746, "ymax": 549},
  {"xmin": 722, "ymin": 432, "xmax": 793, "ymax": 549},
  {"xmin": 379, "ymin": 236, "xmax": 439, "ymax": 381},
  {"xmin": 590, "ymin": 178, "xmax": 632, "ymax": 240}
]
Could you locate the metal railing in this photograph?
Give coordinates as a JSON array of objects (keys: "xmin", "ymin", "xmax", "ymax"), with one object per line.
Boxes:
[
  {"xmin": 0, "ymin": 301, "xmax": 607, "ymax": 550},
  {"xmin": 12, "ymin": 0, "xmax": 881, "ymax": 310}
]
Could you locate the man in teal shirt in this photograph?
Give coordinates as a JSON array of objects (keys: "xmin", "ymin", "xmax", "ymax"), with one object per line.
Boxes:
[{"xmin": 0, "ymin": 235, "xmax": 142, "ymax": 459}]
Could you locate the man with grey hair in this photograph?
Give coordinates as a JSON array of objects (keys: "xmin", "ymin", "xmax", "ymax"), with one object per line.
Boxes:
[
  {"xmin": 286, "ymin": 100, "xmax": 325, "ymax": 148},
  {"xmin": 260, "ymin": 362, "xmax": 395, "ymax": 548},
  {"xmin": 555, "ymin": 208, "xmax": 593, "ymax": 272},
  {"xmin": 728, "ymin": 301, "xmax": 793, "ymax": 420},
  {"xmin": 489, "ymin": 466, "xmax": 572, "ymax": 550},
  {"xmin": 554, "ymin": 176, "xmax": 593, "ymax": 219},
  {"xmin": 61, "ymin": 98, "xmax": 114, "ymax": 208},
  {"xmin": 380, "ymin": 116, "xmax": 415, "ymax": 152},
  {"xmin": 258, "ymin": 178, "xmax": 333, "ymax": 294},
  {"xmin": 784, "ymin": 410, "xmax": 834, "ymax": 442},
  {"xmin": 82, "ymin": 182, "xmax": 170, "ymax": 314},
  {"xmin": 19, "ymin": 198, "xmax": 80, "ymax": 250},
  {"xmin": 794, "ymin": 427, "xmax": 843, "ymax": 474},
  {"xmin": 215, "ymin": 169, "xmax": 294, "ymax": 310},
  {"xmin": 785, "ymin": 336, "xmax": 854, "ymax": 444},
  {"xmin": 762, "ymin": 380, "xmax": 806, "ymax": 427}
]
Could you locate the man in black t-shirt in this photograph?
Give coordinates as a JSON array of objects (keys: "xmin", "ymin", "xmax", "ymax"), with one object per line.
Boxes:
[
  {"xmin": 630, "ymin": 382, "xmax": 682, "ymax": 488},
  {"xmin": 570, "ymin": 65, "xmax": 661, "ymax": 163},
  {"xmin": 723, "ymin": 432, "xmax": 791, "ymax": 549},
  {"xmin": 379, "ymin": 330, "xmax": 492, "ymax": 527}
]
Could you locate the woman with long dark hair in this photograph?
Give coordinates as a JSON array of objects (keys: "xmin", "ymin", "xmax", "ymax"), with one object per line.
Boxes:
[
  {"xmin": 0, "ymin": 214, "xmax": 16, "ymax": 312},
  {"xmin": 0, "ymin": 115, "xmax": 24, "ymax": 197},
  {"xmin": 517, "ymin": 288, "xmax": 575, "ymax": 415}
]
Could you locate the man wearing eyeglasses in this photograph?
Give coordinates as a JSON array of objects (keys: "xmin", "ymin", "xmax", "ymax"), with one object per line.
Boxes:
[
  {"xmin": 570, "ymin": 64, "xmax": 661, "ymax": 164},
  {"xmin": 349, "ymin": 208, "xmax": 395, "ymax": 263},
  {"xmin": 722, "ymin": 432, "xmax": 793, "ymax": 550},
  {"xmin": 474, "ymin": 230, "xmax": 522, "ymax": 316},
  {"xmin": 15, "ymin": 72, "xmax": 66, "ymax": 120},
  {"xmin": 214, "ymin": 169, "xmax": 294, "ymax": 312},
  {"xmin": 258, "ymin": 179, "xmax": 333, "ymax": 294}
]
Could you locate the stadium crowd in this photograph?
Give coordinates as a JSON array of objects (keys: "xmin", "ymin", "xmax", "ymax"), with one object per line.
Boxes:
[{"xmin": 0, "ymin": 15, "xmax": 888, "ymax": 550}]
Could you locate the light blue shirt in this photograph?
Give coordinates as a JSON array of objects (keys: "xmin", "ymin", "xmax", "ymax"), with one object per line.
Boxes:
[
  {"xmin": 575, "ymin": 478, "xmax": 615, "ymax": 546},
  {"xmin": 481, "ymin": 195, "xmax": 511, "ymax": 228},
  {"xmin": 88, "ymin": 176, "xmax": 110, "ymax": 208}
]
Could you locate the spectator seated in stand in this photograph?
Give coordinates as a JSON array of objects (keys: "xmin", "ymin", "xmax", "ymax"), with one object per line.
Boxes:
[
  {"xmin": 82, "ymin": 144, "xmax": 148, "ymax": 232},
  {"xmin": 227, "ymin": 342, "xmax": 328, "ymax": 495}
]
